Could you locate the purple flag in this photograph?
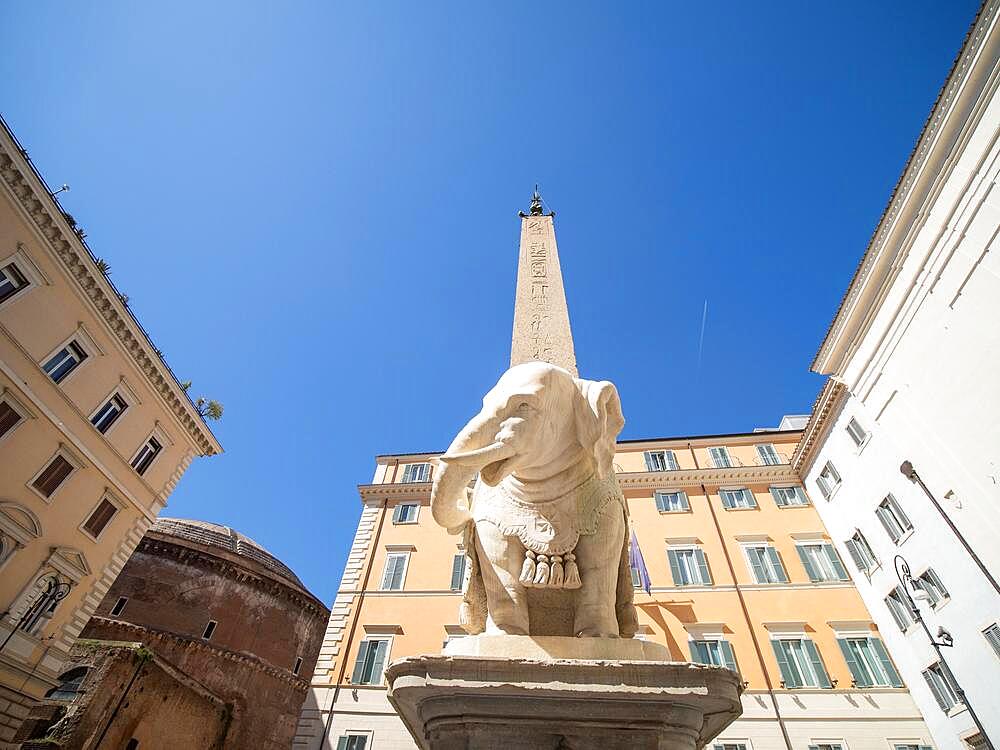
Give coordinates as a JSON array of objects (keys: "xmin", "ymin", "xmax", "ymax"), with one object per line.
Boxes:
[{"xmin": 629, "ymin": 528, "xmax": 652, "ymax": 595}]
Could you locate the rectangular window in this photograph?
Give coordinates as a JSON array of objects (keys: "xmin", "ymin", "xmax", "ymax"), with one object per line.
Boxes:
[
  {"xmin": 381, "ymin": 552, "xmax": 409, "ymax": 590},
  {"xmin": 816, "ymin": 462, "xmax": 841, "ymax": 499},
  {"xmin": 770, "ymin": 486, "xmax": 809, "ymax": 507},
  {"xmin": 713, "ymin": 744, "xmax": 749, "ymax": 750},
  {"xmin": 450, "ymin": 553, "xmax": 467, "ymax": 590},
  {"xmin": 293, "ymin": 656, "xmax": 303, "ymax": 675},
  {"xmin": 401, "ymin": 463, "xmax": 430, "ymax": 483},
  {"xmin": 893, "ymin": 745, "xmax": 933, "ymax": 750},
  {"xmin": 110, "ymin": 597, "xmax": 128, "ymax": 617},
  {"xmin": 922, "ymin": 662, "xmax": 960, "ymax": 712},
  {"xmin": 885, "ymin": 586, "xmax": 917, "ymax": 631},
  {"xmin": 42, "ymin": 341, "xmax": 88, "ymax": 384},
  {"xmin": 655, "ymin": 490, "xmax": 689, "ymax": 512},
  {"xmin": 915, "ymin": 569, "xmax": 949, "ymax": 608},
  {"xmin": 82, "ymin": 497, "xmax": 118, "ymax": 539},
  {"xmin": 809, "ymin": 744, "xmax": 846, "ymax": 750},
  {"xmin": 745, "ymin": 545, "xmax": 788, "ymax": 584},
  {"xmin": 0, "ymin": 399, "xmax": 24, "ymax": 441},
  {"xmin": 644, "ymin": 450, "xmax": 679, "ymax": 472},
  {"xmin": 91, "ymin": 394, "xmax": 128, "ymax": 434},
  {"xmin": 720, "ymin": 488, "xmax": 756, "ymax": 509},
  {"xmin": 771, "ymin": 638, "xmax": 832, "ymax": 688},
  {"xmin": 667, "ymin": 548, "xmax": 712, "ymax": 586},
  {"xmin": 351, "ymin": 638, "xmax": 390, "ymax": 685},
  {"xmin": 336, "ymin": 735, "xmax": 369, "ymax": 750},
  {"xmin": 690, "ymin": 639, "xmax": 738, "ymax": 673},
  {"xmin": 31, "ymin": 454, "xmax": 75, "ymax": 498},
  {"xmin": 392, "ymin": 503, "xmax": 419, "ymax": 524},
  {"xmin": 844, "ymin": 531, "xmax": 877, "ymax": 574},
  {"xmin": 131, "ymin": 436, "xmax": 162, "ymax": 476},
  {"xmin": 631, "ymin": 565, "xmax": 641, "ymax": 589},
  {"xmin": 202, "ymin": 620, "xmax": 217, "ymax": 640},
  {"xmin": 837, "ymin": 637, "xmax": 902, "ymax": 687},
  {"xmin": 796, "ymin": 543, "xmax": 849, "ymax": 582},
  {"xmin": 846, "ymin": 417, "xmax": 869, "ymax": 448},
  {"xmin": 0, "ymin": 261, "xmax": 28, "ymax": 304},
  {"xmin": 876, "ymin": 494, "xmax": 913, "ymax": 544},
  {"xmin": 757, "ymin": 444, "xmax": 781, "ymax": 466},
  {"xmin": 709, "ymin": 446, "xmax": 732, "ymax": 468},
  {"xmin": 983, "ymin": 623, "xmax": 1000, "ymax": 659}
]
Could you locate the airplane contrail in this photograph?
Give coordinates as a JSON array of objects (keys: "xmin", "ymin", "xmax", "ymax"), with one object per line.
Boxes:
[{"xmin": 697, "ymin": 299, "xmax": 708, "ymax": 370}]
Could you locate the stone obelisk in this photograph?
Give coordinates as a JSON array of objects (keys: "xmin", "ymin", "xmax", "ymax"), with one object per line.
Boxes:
[{"xmin": 510, "ymin": 187, "xmax": 578, "ymax": 376}]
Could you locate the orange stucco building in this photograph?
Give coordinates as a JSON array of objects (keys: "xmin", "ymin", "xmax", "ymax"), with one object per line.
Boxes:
[{"xmin": 297, "ymin": 427, "xmax": 934, "ymax": 750}]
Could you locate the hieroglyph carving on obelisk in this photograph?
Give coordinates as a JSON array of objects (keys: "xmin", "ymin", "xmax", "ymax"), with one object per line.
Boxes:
[{"xmin": 510, "ymin": 188, "xmax": 578, "ymax": 377}]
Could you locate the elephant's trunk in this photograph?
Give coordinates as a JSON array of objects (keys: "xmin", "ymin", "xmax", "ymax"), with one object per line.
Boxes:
[{"xmin": 431, "ymin": 411, "xmax": 514, "ymax": 531}]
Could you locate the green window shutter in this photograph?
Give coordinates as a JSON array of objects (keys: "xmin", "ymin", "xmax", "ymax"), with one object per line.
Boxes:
[
  {"xmin": 369, "ymin": 640, "xmax": 389, "ymax": 685},
  {"xmin": 720, "ymin": 491, "xmax": 734, "ymax": 509},
  {"xmin": 803, "ymin": 639, "xmax": 832, "ymax": 688},
  {"xmin": 655, "ymin": 493, "xmax": 667, "ymax": 512},
  {"xmin": 844, "ymin": 539, "xmax": 864, "ymax": 570},
  {"xmin": 870, "ymin": 638, "xmax": 902, "ymax": 687},
  {"xmin": 351, "ymin": 641, "xmax": 371, "ymax": 684},
  {"xmin": 719, "ymin": 640, "xmax": 738, "ymax": 673},
  {"xmin": 747, "ymin": 548, "xmax": 768, "ymax": 583},
  {"xmin": 766, "ymin": 547, "xmax": 788, "ymax": 582},
  {"xmin": 450, "ymin": 554, "xmax": 466, "ymax": 590},
  {"xmin": 392, "ymin": 504, "xmax": 403, "ymax": 523},
  {"xmin": 796, "ymin": 546, "xmax": 820, "ymax": 582},
  {"xmin": 794, "ymin": 487, "xmax": 809, "ymax": 505},
  {"xmin": 667, "ymin": 550, "xmax": 683, "ymax": 585},
  {"xmin": 837, "ymin": 638, "xmax": 869, "ymax": 687},
  {"xmin": 770, "ymin": 487, "xmax": 787, "ymax": 507},
  {"xmin": 690, "ymin": 641, "xmax": 709, "ymax": 664},
  {"xmin": 695, "ymin": 549, "xmax": 712, "ymax": 585},
  {"xmin": 336, "ymin": 738, "xmax": 349, "ymax": 750},
  {"xmin": 678, "ymin": 492, "xmax": 690, "ymax": 510},
  {"xmin": 824, "ymin": 544, "xmax": 849, "ymax": 580},
  {"xmin": 771, "ymin": 640, "xmax": 800, "ymax": 687},
  {"xmin": 644, "ymin": 452, "xmax": 655, "ymax": 472},
  {"xmin": 631, "ymin": 566, "xmax": 641, "ymax": 588},
  {"xmin": 744, "ymin": 490, "xmax": 757, "ymax": 508}
]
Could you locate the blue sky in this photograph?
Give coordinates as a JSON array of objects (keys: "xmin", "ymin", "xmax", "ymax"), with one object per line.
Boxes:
[{"xmin": 1, "ymin": 1, "xmax": 979, "ymax": 604}]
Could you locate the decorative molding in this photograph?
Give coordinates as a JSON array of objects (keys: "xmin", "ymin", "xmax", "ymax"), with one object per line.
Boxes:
[
  {"xmin": 358, "ymin": 481, "xmax": 431, "ymax": 500},
  {"xmin": 0, "ymin": 137, "xmax": 220, "ymax": 457},
  {"xmin": 617, "ymin": 464, "xmax": 799, "ymax": 491},
  {"xmin": 791, "ymin": 379, "xmax": 847, "ymax": 475},
  {"xmin": 87, "ymin": 616, "xmax": 310, "ymax": 691},
  {"xmin": 812, "ymin": 0, "xmax": 1000, "ymax": 372}
]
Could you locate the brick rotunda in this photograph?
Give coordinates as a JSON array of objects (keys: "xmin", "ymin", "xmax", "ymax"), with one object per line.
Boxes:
[{"xmin": 13, "ymin": 518, "xmax": 328, "ymax": 750}]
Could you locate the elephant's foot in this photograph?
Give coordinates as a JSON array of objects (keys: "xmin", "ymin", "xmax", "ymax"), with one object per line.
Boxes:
[{"xmin": 574, "ymin": 604, "xmax": 619, "ymax": 638}]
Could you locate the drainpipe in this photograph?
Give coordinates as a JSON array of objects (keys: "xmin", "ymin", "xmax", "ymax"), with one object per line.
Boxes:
[
  {"xmin": 689, "ymin": 441, "xmax": 793, "ymax": 750},
  {"xmin": 318, "ymin": 498, "xmax": 389, "ymax": 750}
]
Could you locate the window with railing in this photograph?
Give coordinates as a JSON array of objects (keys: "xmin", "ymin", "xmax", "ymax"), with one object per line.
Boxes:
[
  {"xmin": 756, "ymin": 444, "xmax": 782, "ymax": 466},
  {"xmin": 709, "ymin": 446, "xmax": 733, "ymax": 468},
  {"xmin": 643, "ymin": 450, "xmax": 679, "ymax": 472}
]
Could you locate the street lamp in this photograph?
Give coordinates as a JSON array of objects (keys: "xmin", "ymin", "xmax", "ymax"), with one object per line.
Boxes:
[
  {"xmin": 0, "ymin": 577, "xmax": 72, "ymax": 653},
  {"xmin": 894, "ymin": 555, "xmax": 993, "ymax": 750}
]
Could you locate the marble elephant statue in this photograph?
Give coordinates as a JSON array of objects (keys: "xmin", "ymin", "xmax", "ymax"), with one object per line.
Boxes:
[{"xmin": 430, "ymin": 361, "xmax": 638, "ymax": 638}]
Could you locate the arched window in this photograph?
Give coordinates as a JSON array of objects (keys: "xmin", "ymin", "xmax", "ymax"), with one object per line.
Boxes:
[
  {"xmin": 45, "ymin": 666, "xmax": 89, "ymax": 701},
  {"xmin": 9, "ymin": 573, "xmax": 69, "ymax": 636}
]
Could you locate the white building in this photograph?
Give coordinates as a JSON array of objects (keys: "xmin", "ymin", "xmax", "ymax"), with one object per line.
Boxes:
[{"xmin": 795, "ymin": 3, "xmax": 1000, "ymax": 750}]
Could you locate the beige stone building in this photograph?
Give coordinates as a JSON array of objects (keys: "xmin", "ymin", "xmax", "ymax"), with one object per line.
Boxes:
[{"xmin": 0, "ymin": 116, "xmax": 222, "ymax": 745}]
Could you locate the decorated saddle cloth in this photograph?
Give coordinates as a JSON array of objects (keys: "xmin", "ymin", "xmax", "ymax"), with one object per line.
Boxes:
[{"xmin": 472, "ymin": 471, "xmax": 623, "ymax": 555}]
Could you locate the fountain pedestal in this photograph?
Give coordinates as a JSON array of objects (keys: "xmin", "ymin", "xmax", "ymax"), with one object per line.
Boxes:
[{"xmin": 386, "ymin": 636, "xmax": 743, "ymax": 750}]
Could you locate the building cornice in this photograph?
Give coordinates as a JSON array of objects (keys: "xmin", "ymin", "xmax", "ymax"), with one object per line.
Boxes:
[
  {"xmin": 86, "ymin": 617, "xmax": 310, "ymax": 692},
  {"xmin": 791, "ymin": 379, "xmax": 847, "ymax": 476},
  {"xmin": 0, "ymin": 122, "xmax": 222, "ymax": 457},
  {"xmin": 617, "ymin": 464, "xmax": 800, "ymax": 491},
  {"xmin": 812, "ymin": 0, "xmax": 1000, "ymax": 374},
  {"xmin": 358, "ymin": 481, "xmax": 432, "ymax": 501}
]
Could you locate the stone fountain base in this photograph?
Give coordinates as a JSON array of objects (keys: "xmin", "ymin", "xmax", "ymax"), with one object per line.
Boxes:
[{"xmin": 386, "ymin": 636, "xmax": 743, "ymax": 750}]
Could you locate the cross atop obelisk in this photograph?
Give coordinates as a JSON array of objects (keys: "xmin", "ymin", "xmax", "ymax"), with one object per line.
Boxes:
[{"xmin": 510, "ymin": 186, "xmax": 578, "ymax": 377}]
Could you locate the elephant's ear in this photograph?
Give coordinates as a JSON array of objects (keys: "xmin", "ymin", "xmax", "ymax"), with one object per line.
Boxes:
[{"xmin": 574, "ymin": 379, "xmax": 625, "ymax": 479}]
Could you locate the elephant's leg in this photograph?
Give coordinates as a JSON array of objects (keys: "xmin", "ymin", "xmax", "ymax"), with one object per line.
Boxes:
[
  {"xmin": 475, "ymin": 521, "xmax": 529, "ymax": 635},
  {"xmin": 572, "ymin": 510, "xmax": 624, "ymax": 637}
]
